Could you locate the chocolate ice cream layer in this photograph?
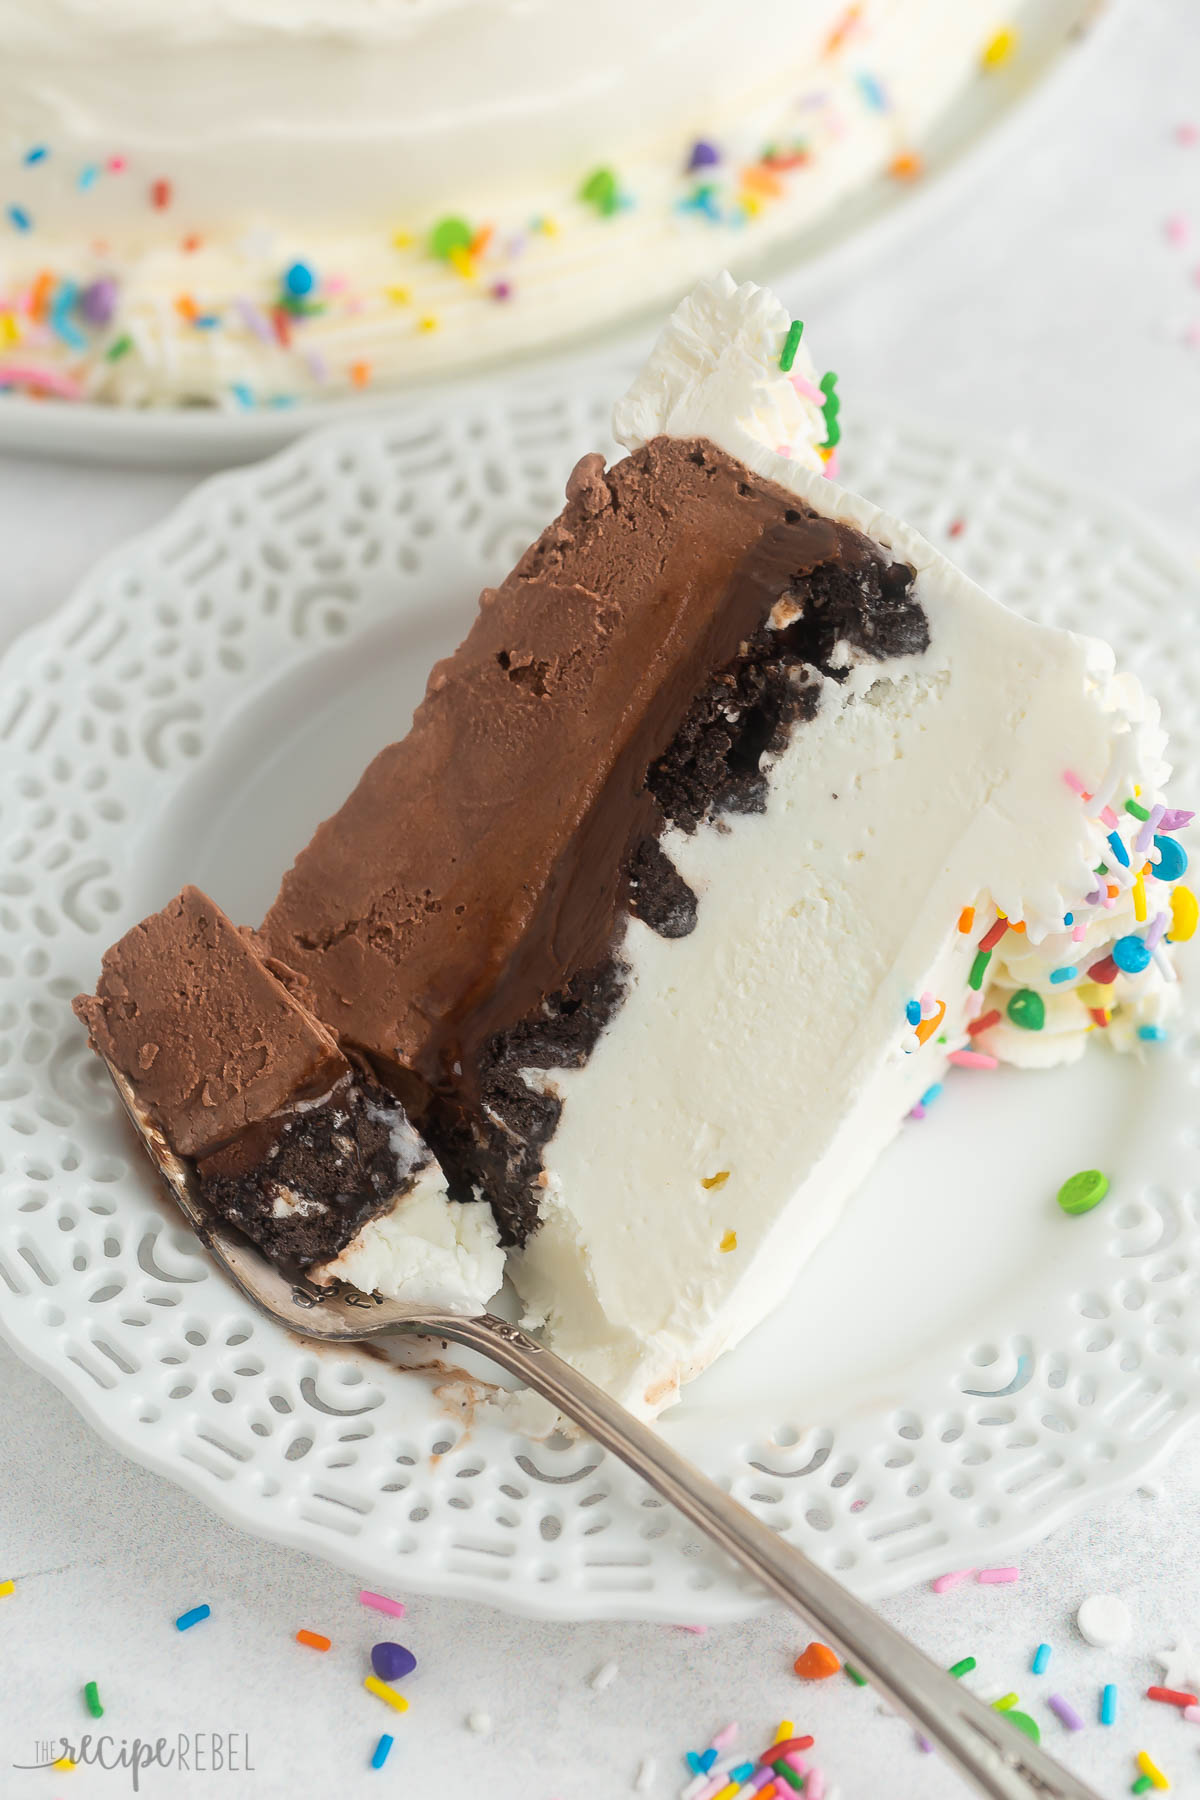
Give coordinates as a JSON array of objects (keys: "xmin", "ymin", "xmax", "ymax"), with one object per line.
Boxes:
[{"xmin": 261, "ymin": 435, "xmax": 924, "ymax": 1241}]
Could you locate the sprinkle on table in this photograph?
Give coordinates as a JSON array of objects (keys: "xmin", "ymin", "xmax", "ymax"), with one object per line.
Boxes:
[
  {"xmin": 978, "ymin": 1567, "xmax": 1019, "ymax": 1584},
  {"xmin": 83, "ymin": 1680, "xmax": 104, "ymax": 1718},
  {"xmin": 7, "ymin": 205, "xmax": 32, "ymax": 232},
  {"xmin": 949, "ymin": 1656, "xmax": 977, "ymax": 1679},
  {"xmin": 364, "ymin": 1675, "xmax": 409, "ymax": 1713},
  {"xmin": 0, "ymin": 1580, "xmax": 14, "ymax": 1599},
  {"xmin": 932, "ymin": 1569, "xmax": 975, "ymax": 1594},
  {"xmin": 1048, "ymin": 1694, "xmax": 1084, "ymax": 1732},
  {"xmin": 1032, "ymin": 1643, "xmax": 1052, "ymax": 1674},
  {"xmin": 982, "ymin": 27, "xmax": 1018, "ymax": 67},
  {"xmin": 371, "ymin": 1642, "xmax": 417, "ymax": 1683},
  {"xmin": 843, "ymin": 1663, "xmax": 868, "ymax": 1685},
  {"xmin": 295, "ymin": 1630, "xmax": 331, "ymax": 1652},
  {"xmin": 1102, "ymin": 1684, "xmax": 1118, "ymax": 1726},
  {"xmin": 589, "ymin": 1658, "xmax": 619, "ymax": 1691},
  {"xmin": 1056, "ymin": 1169, "xmax": 1109, "ymax": 1216},
  {"xmin": 175, "ymin": 1604, "xmax": 211, "ymax": 1631},
  {"xmin": 370, "ymin": 1733, "xmax": 394, "ymax": 1770},
  {"xmin": 1136, "ymin": 1749, "xmax": 1170, "ymax": 1789},
  {"xmin": 794, "ymin": 1642, "xmax": 841, "ymax": 1678},
  {"xmin": 1147, "ymin": 1686, "xmax": 1197, "ymax": 1708},
  {"xmin": 359, "ymin": 1589, "xmax": 406, "ymax": 1619},
  {"xmin": 150, "ymin": 178, "xmax": 172, "ymax": 209}
]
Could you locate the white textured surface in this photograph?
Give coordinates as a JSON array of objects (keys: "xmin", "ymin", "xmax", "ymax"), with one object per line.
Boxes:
[{"xmin": 2, "ymin": 4, "xmax": 1200, "ymax": 1795}]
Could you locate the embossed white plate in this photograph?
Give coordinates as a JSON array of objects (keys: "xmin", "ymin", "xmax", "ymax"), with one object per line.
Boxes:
[{"xmin": 2, "ymin": 381, "xmax": 1198, "ymax": 1621}]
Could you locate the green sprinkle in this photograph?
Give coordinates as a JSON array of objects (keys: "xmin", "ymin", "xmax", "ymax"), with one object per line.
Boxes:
[
  {"xmin": 578, "ymin": 167, "xmax": 620, "ymax": 216},
  {"xmin": 968, "ymin": 948, "xmax": 991, "ymax": 991},
  {"xmin": 1056, "ymin": 1169, "xmax": 1109, "ymax": 1216},
  {"xmin": 1132, "ymin": 1779, "xmax": 1154, "ymax": 1796},
  {"xmin": 1007, "ymin": 1712, "xmax": 1041, "ymax": 1744},
  {"xmin": 779, "ymin": 319, "xmax": 804, "ymax": 372},
  {"xmin": 1096, "ymin": 863, "xmax": 1109, "ymax": 877},
  {"xmin": 820, "ymin": 370, "xmax": 841, "ymax": 448},
  {"xmin": 105, "ymin": 333, "xmax": 133, "ymax": 362},
  {"xmin": 771, "ymin": 1762, "xmax": 805, "ymax": 1791},
  {"xmin": 1125, "ymin": 799, "xmax": 1152, "ymax": 822},
  {"xmin": 991, "ymin": 1693, "xmax": 1019, "ymax": 1711},
  {"xmin": 949, "ymin": 1657, "xmax": 977, "ymax": 1679},
  {"xmin": 844, "ymin": 1663, "xmax": 868, "ymax": 1686},
  {"xmin": 428, "ymin": 216, "xmax": 473, "ymax": 260},
  {"xmin": 1006, "ymin": 988, "xmax": 1045, "ymax": 1031},
  {"xmin": 84, "ymin": 1680, "xmax": 103, "ymax": 1718}
]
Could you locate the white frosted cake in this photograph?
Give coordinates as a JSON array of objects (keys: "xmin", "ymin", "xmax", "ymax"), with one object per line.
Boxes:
[
  {"xmin": 2, "ymin": 0, "xmax": 1022, "ymax": 407},
  {"xmin": 76, "ymin": 276, "xmax": 1193, "ymax": 1425}
]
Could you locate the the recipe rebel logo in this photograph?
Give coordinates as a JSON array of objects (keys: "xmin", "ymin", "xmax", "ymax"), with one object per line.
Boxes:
[{"xmin": 13, "ymin": 1732, "xmax": 255, "ymax": 1790}]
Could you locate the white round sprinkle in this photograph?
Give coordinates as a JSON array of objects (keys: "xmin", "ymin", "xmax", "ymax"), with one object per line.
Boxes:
[
  {"xmin": 589, "ymin": 1659, "xmax": 620, "ymax": 1690},
  {"xmin": 466, "ymin": 1711, "xmax": 492, "ymax": 1735},
  {"xmin": 1076, "ymin": 1593, "xmax": 1132, "ymax": 1648},
  {"xmin": 634, "ymin": 1757, "xmax": 657, "ymax": 1793}
]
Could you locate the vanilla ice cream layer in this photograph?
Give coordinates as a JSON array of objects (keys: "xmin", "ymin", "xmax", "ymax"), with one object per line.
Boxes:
[{"xmin": 315, "ymin": 1161, "xmax": 504, "ymax": 1316}]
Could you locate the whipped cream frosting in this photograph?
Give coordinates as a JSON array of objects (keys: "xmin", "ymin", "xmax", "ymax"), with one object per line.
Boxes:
[
  {"xmin": 0, "ymin": 0, "xmax": 1015, "ymax": 404},
  {"xmin": 509, "ymin": 275, "xmax": 1190, "ymax": 1419}
]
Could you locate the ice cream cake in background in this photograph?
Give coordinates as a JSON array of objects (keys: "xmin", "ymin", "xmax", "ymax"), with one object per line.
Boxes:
[
  {"xmin": 75, "ymin": 274, "xmax": 1193, "ymax": 1422},
  {"xmin": 1, "ymin": 0, "xmax": 1023, "ymax": 407}
]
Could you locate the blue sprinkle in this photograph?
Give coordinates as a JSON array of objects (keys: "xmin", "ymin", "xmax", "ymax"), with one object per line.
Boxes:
[
  {"xmin": 920, "ymin": 1082, "xmax": 943, "ymax": 1108},
  {"xmin": 370, "ymin": 1734, "xmax": 394, "ymax": 1771},
  {"xmin": 1100, "ymin": 1683, "xmax": 1117, "ymax": 1726},
  {"xmin": 283, "ymin": 259, "xmax": 316, "ymax": 298},
  {"xmin": 77, "ymin": 163, "xmax": 100, "ymax": 191},
  {"xmin": 192, "ymin": 313, "xmax": 221, "ymax": 329},
  {"xmin": 699, "ymin": 1749, "xmax": 718, "ymax": 1773},
  {"xmin": 1138, "ymin": 1024, "xmax": 1167, "ymax": 1042},
  {"xmin": 23, "ymin": 146, "xmax": 48, "ymax": 165},
  {"xmin": 49, "ymin": 281, "xmax": 86, "ymax": 351},
  {"xmin": 1154, "ymin": 834, "xmax": 1188, "ymax": 882},
  {"xmin": 1106, "ymin": 830, "xmax": 1130, "ymax": 868},
  {"xmin": 856, "ymin": 71, "xmax": 889, "ymax": 111},
  {"xmin": 730, "ymin": 1765, "xmax": 756, "ymax": 1783},
  {"xmin": 1063, "ymin": 913, "xmax": 1074, "ymax": 926},
  {"xmin": 175, "ymin": 1603, "xmax": 211, "ymax": 1631},
  {"xmin": 905, "ymin": 999, "xmax": 921, "ymax": 1026},
  {"xmin": 230, "ymin": 381, "xmax": 255, "ymax": 408},
  {"xmin": 1049, "ymin": 966, "xmax": 1078, "ymax": 984},
  {"xmin": 7, "ymin": 205, "xmax": 32, "ymax": 232},
  {"xmin": 1112, "ymin": 934, "xmax": 1151, "ymax": 974},
  {"xmin": 686, "ymin": 1753, "xmax": 705, "ymax": 1775},
  {"xmin": 1032, "ymin": 1643, "xmax": 1051, "ymax": 1675}
]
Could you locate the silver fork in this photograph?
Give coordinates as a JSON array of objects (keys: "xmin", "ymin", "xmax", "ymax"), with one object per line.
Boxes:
[{"xmin": 108, "ymin": 1067, "xmax": 1100, "ymax": 1800}]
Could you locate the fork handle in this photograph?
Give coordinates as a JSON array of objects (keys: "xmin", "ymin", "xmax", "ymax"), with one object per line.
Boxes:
[{"xmin": 434, "ymin": 1314, "xmax": 1101, "ymax": 1800}]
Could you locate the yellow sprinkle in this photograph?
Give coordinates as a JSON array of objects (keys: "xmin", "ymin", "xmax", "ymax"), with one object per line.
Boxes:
[
  {"xmin": 0, "ymin": 1580, "xmax": 14, "ymax": 1598},
  {"xmin": 448, "ymin": 244, "xmax": 475, "ymax": 280},
  {"xmin": 738, "ymin": 191, "xmax": 762, "ymax": 217},
  {"xmin": 385, "ymin": 285, "xmax": 411, "ymax": 305},
  {"xmin": 0, "ymin": 314, "xmax": 18, "ymax": 348},
  {"xmin": 364, "ymin": 1675, "xmax": 409, "ymax": 1714},
  {"xmin": 712, "ymin": 1784, "xmax": 741, "ymax": 1800},
  {"xmin": 537, "ymin": 215, "xmax": 559, "ymax": 237},
  {"xmin": 772, "ymin": 1722, "xmax": 795, "ymax": 1744},
  {"xmin": 1170, "ymin": 884, "xmax": 1197, "ymax": 942},
  {"xmin": 1136, "ymin": 1750, "xmax": 1169, "ymax": 1789},
  {"xmin": 53, "ymin": 1758, "xmax": 76, "ymax": 1771},
  {"xmin": 1133, "ymin": 872, "xmax": 1147, "ymax": 922},
  {"xmin": 391, "ymin": 230, "xmax": 414, "ymax": 249},
  {"xmin": 982, "ymin": 26, "xmax": 1018, "ymax": 67},
  {"xmin": 720, "ymin": 1230, "xmax": 737, "ymax": 1253},
  {"xmin": 1077, "ymin": 982, "xmax": 1109, "ymax": 1008},
  {"xmin": 702, "ymin": 1171, "xmax": 730, "ymax": 1191},
  {"xmin": 992, "ymin": 1692, "xmax": 1019, "ymax": 1711},
  {"xmin": 417, "ymin": 315, "xmax": 438, "ymax": 333}
]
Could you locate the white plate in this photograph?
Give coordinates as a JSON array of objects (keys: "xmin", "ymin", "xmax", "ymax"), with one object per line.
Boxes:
[
  {"xmin": 0, "ymin": 0, "xmax": 1112, "ymax": 470},
  {"xmin": 1, "ymin": 380, "xmax": 1198, "ymax": 1623}
]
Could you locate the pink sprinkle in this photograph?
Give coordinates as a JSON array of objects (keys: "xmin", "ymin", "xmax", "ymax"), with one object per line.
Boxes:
[
  {"xmin": 1178, "ymin": 124, "xmax": 1199, "ymax": 145},
  {"xmin": 1099, "ymin": 805, "xmax": 1119, "ymax": 829},
  {"xmin": 978, "ymin": 1566, "xmax": 1020, "ymax": 1584},
  {"xmin": 107, "ymin": 154, "xmax": 127, "ymax": 173},
  {"xmin": 710, "ymin": 1724, "xmax": 739, "ymax": 1753},
  {"xmin": 775, "ymin": 443, "xmax": 794, "ymax": 459},
  {"xmin": 358, "ymin": 1589, "xmax": 405, "ymax": 1618},
  {"xmin": 947, "ymin": 518, "xmax": 966, "ymax": 538},
  {"xmin": 1167, "ymin": 213, "xmax": 1190, "ymax": 245},
  {"xmin": 789, "ymin": 373, "xmax": 823, "ymax": 403},
  {"xmin": 1193, "ymin": 268, "xmax": 1200, "ymax": 287},
  {"xmin": 783, "ymin": 1753, "xmax": 809, "ymax": 1774},
  {"xmin": 1184, "ymin": 323, "xmax": 1200, "ymax": 347},
  {"xmin": 932, "ymin": 1568, "xmax": 976, "ymax": 1593},
  {"xmin": 1062, "ymin": 769, "xmax": 1089, "ymax": 796},
  {"xmin": 1072, "ymin": 924, "xmax": 1086, "ymax": 941},
  {"xmin": 1183, "ymin": 1704, "xmax": 1200, "ymax": 1723},
  {"xmin": 696, "ymin": 1771, "xmax": 734, "ymax": 1800},
  {"xmin": 822, "ymin": 449, "xmax": 839, "ymax": 480},
  {"xmin": 908, "ymin": 1103, "xmax": 926, "ymax": 1120},
  {"xmin": 673, "ymin": 1624, "xmax": 708, "ymax": 1633},
  {"xmin": 0, "ymin": 362, "xmax": 84, "ymax": 399},
  {"xmin": 806, "ymin": 1772, "xmax": 826, "ymax": 1800},
  {"xmin": 948, "ymin": 1049, "xmax": 998, "ymax": 1070},
  {"xmin": 916, "ymin": 1735, "xmax": 935, "ymax": 1754}
]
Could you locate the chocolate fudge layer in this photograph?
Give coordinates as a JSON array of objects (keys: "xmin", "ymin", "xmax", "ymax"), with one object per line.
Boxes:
[
  {"xmin": 262, "ymin": 436, "xmax": 924, "ymax": 1239},
  {"xmin": 74, "ymin": 887, "xmax": 439, "ymax": 1269}
]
